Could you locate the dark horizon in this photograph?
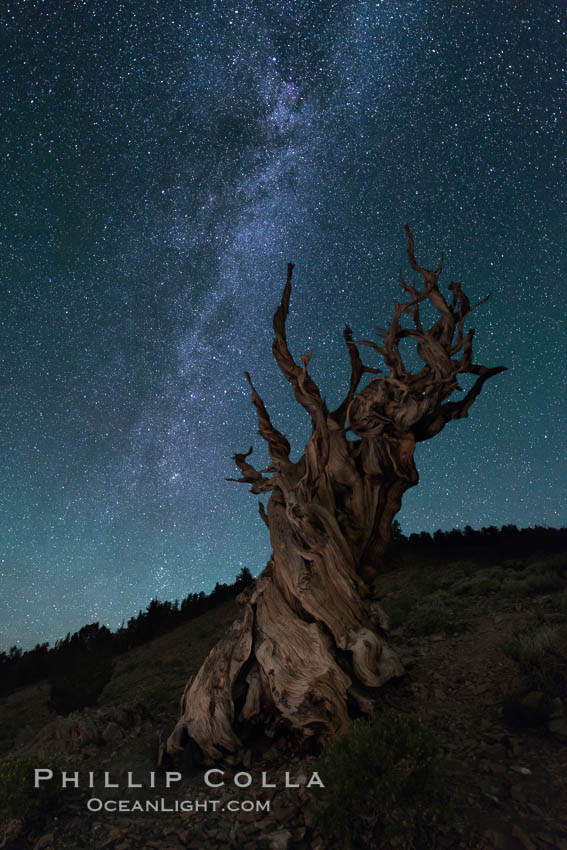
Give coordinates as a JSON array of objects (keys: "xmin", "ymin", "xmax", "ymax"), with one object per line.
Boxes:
[{"xmin": 3, "ymin": 522, "xmax": 565, "ymax": 655}]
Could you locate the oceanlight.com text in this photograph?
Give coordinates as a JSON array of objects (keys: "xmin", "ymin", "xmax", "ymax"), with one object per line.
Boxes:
[{"xmin": 86, "ymin": 798, "xmax": 270, "ymax": 813}]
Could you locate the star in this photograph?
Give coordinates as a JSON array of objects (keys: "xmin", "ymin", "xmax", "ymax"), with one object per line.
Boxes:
[{"xmin": 1, "ymin": 0, "xmax": 565, "ymax": 649}]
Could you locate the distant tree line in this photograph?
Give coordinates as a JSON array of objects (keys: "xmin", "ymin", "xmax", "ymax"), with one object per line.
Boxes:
[
  {"xmin": 2, "ymin": 525, "xmax": 566, "ymax": 704},
  {"xmin": 0, "ymin": 567, "xmax": 254, "ymax": 701},
  {"xmin": 402, "ymin": 524, "xmax": 566, "ymax": 557}
]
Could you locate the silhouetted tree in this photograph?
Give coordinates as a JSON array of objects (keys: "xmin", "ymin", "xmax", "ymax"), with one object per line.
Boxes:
[
  {"xmin": 48, "ymin": 623, "xmax": 114, "ymax": 715},
  {"xmin": 391, "ymin": 520, "xmax": 404, "ymax": 542},
  {"xmin": 235, "ymin": 567, "xmax": 254, "ymax": 589}
]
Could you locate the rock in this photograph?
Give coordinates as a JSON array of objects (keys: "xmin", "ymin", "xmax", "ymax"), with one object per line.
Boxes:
[
  {"xmin": 508, "ymin": 737, "xmax": 522, "ymax": 756},
  {"xmin": 511, "ymin": 825, "xmax": 536, "ymax": 850},
  {"xmin": 488, "ymin": 761, "xmax": 507, "ymax": 776},
  {"xmin": 521, "ymin": 691, "xmax": 546, "ymax": 711},
  {"xmin": 303, "ymin": 808, "xmax": 316, "ymax": 827},
  {"xmin": 547, "ymin": 698, "xmax": 567, "ymax": 736},
  {"xmin": 0, "ymin": 819, "xmax": 23, "ymax": 850},
  {"xmin": 102, "ymin": 721, "xmax": 123, "ymax": 744},
  {"xmin": 533, "ymin": 834, "xmax": 558, "ymax": 848},
  {"xmin": 484, "ymin": 743, "xmax": 508, "ymax": 761},
  {"xmin": 509, "ymin": 784, "xmax": 526, "ymax": 803},
  {"xmin": 269, "ymin": 830, "xmax": 293, "ymax": 850},
  {"xmin": 109, "ymin": 704, "xmax": 144, "ymax": 727},
  {"xmin": 100, "ymin": 826, "xmax": 126, "ymax": 847},
  {"xmin": 482, "ymin": 829, "xmax": 509, "ymax": 849},
  {"xmin": 548, "ymin": 715, "xmax": 567, "ymax": 736},
  {"xmin": 263, "ymin": 786, "xmax": 277, "ymax": 801},
  {"xmin": 525, "ymin": 802, "xmax": 544, "ymax": 817},
  {"xmin": 24, "ymin": 707, "xmax": 126, "ymax": 755},
  {"xmin": 241, "ymin": 823, "xmax": 261, "ymax": 837},
  {"xmin": 271, "ymin": 802, "xmax": 296, "ymax": 823},
  {"xmin": 32, "ymin": 834, "xmax": 55, "ymax": 850}
]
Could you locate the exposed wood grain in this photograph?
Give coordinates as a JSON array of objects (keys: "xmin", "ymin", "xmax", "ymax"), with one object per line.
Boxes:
[{"xmin": 167, "ymin": 229, "xmax": 505, "ymax": 761}]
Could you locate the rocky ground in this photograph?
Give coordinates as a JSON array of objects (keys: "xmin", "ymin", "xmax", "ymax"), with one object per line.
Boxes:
[{"xmin": 1, "ymin": 549, "xmax": 566, "ymax": 849}]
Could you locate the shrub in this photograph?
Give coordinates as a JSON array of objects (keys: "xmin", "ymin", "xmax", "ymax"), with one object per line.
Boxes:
[
  {"xmin": 555, "ymin": 589, "xmax": 567, "ymax": 617},
  {"xmin": 413, "ymin": 573, "xmax": 441, "ymax": 595},
  {"xmin": 436, "ymin": 571, "xmax": 466, "ymax": 590},
  {"xmin": 500, "ymin": 576, "xmax": 531, "ymax": 597},
  {"xmin": 0, "ymin": 754, "xmax": 63, "ymax": 824},
  {"xmin": 382, "ymin": 593, "xmax": 414, "ymax": 630},
  {"xmin": 312, "ymin": 710, "xmax": 451, "ymax": 848},
  {"xmin": 501, "ymin": 625, "xmax": 567, "ymax": 698},
  {"xmin": 523, "ymin": 571, "xmax": 563, "ymax": 594},
  {"xmin": 527, "ymin": 553, "xmax": 567, "ymax": 577},
  {"xmin": 407, "ymin": 599, "xmax": 454, "ymax": 636},
  {"xmin": 501, "ymin": 559, "xmax": 527, "ymax": 572},
  {"xmin": 452, "ymin": 568, "xmax": 502, "ymax": 596},
  {"xmin": 502, "ymin": 565, "xmax": 565, "ymax": 599}
]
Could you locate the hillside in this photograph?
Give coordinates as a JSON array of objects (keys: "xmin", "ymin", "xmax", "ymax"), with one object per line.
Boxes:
[{"xmin": 1, "ymin": 538, "xmax": 566, "ymax": 849}]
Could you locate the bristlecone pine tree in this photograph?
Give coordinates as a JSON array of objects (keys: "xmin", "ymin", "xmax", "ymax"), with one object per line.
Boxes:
[{"xmin": 167, "ymin": 226, "xmax": 506, "ymax": 761}]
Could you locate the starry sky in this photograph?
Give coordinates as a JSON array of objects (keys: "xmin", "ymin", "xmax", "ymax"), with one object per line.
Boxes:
[{"xmin": 1, "ymin": 0, "xmax": 565, "ymax": 651}]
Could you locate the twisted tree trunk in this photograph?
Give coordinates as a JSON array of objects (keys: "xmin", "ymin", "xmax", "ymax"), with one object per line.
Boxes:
[{"xmin": 167, "ymin": 227, "xmax": 506, "ymax": 761}]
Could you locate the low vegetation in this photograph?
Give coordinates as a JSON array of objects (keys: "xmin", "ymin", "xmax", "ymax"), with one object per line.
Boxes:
[
  {"xmin": 380, "ymin": 527, "xmax": 566, "ymax": 643},
  {"xmin": 0, "ymin": 754, "xmax": 63, "ymax": 824},
  {"xmin": 0, "ymin": 525, "xmax": 565, "ymax": 847},
  {"xmin": 313, "ymin": 710, "xmax": 453, "ymax": 848}
]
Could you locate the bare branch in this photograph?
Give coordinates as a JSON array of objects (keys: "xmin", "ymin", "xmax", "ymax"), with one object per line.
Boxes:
[
  {"xmin": 332, "ymin": 325, "xmax": 365, "ymax": 426},
  {"xmin": 404, "ymin": 224, "xmax": 456, "ymax": 347},
  {"xmin": 404, "ymin": 223, "xmax": 444, "ymax": 294},
  {"xmin": 244, "ymin": 371, "xmax": 292, "ymax": 472},
  {"xmin": 271, "ymin": 263, "xmax": 331, "ymax": 501},
  {"xmin": 258, "ymin": 501, "xmax": 269, "ymax": 528},
  {"xmin": 413, "ymin": 365, "xmax": 507, "ymax": 441},
  {"xmin": 225, "ymin": 446, "xmax": 275, "ymax": 494},
  {"xmin": 271, "ymin": 264, "xmax": 326, "ymax": 418},
  {"xmin": 343, "ymin": 227, "xmax": 506, "ymax": 442}
]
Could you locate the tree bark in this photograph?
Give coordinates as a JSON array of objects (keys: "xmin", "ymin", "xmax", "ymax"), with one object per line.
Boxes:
[{"xmin": 167, "ymin": 227, "xmax": 506, "ymax": 761}]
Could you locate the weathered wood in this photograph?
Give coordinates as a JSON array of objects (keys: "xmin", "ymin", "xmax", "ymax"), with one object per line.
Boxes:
[{"xmin": 167, "ymin": 228, "xmax": 506, "ymax": 761}]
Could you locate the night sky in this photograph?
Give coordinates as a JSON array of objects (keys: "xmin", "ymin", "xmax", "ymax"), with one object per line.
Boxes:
[{"xmin": 2, "ymin": 0, "xmax": 565, "ymax": 651}]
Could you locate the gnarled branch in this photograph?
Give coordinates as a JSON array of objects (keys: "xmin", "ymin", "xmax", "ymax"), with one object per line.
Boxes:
[{"xmin": 169, "ymin": 228, "xmax": 506, "ymax": 765}]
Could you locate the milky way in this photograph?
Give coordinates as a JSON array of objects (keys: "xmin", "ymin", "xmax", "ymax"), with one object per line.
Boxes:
[{"xmin": 2, "ymin": 0, "xmax": 565, "ymax": 649}]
